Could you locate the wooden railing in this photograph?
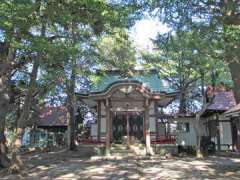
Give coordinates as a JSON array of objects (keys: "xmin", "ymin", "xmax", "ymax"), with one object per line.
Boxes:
[
  {"xmin": 151, "ymin": 135, "xmax": 176, "ymax": 144},
  {"xmin": 77, "ymin": 136, "xmax": 105, "ymax": 144},
  {"xmin": 78, "ymin": 135, "xmax": 176, "ymax": 145}
]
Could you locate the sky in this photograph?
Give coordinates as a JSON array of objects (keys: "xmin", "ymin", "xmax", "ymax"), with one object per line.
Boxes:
[{"xmin": 129, "ymin": 17, "xmax": 170, "ymax": 52}]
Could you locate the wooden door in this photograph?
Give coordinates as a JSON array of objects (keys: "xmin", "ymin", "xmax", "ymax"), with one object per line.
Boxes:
[
  {"xmin": 112, "ymin": 114, "xmax": 127, "ymax": 142},
  {"xmin": 129, "ymin": 114, "xmax": 143, "ymax": 141}
]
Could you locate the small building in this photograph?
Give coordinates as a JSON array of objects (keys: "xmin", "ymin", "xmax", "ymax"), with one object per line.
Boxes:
[
  {"xmin": 202, "ymin": 91, "xmax": 236, "ymax": 151},
  {"xmin": 36, "ymin": 106, "xmax": 68, "ymax": 131},
  {"xmin": 173, "ymin": 115, "xmax": 197, "ymax": 148},
  {"xmin": 224, "ymin": 103, "xmax": 240, "ymax": 151},
  {"xmin": 78, "ymin": 70, "xmax": 177, "ymax": 154},
  {"xmin": 31, "ymin": 106, "xmax": 68, "ymax": 147}
]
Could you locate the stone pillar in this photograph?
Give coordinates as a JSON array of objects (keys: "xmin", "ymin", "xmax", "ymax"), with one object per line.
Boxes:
[
  {"xmin": 105, "ymin": 99, "xmax": 111, "ymax": 155},
  {"xmin": 145, "ymin": 99, "xmax": 153, "ymax": 155}
]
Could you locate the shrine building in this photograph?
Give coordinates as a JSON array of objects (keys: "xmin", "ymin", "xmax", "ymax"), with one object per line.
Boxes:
[{"xmin": 78, "ymin": 69, "xmax": 177, "ymax": 154}]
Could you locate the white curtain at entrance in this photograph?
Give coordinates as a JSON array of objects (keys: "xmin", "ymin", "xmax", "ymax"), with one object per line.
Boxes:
[{"xmin": 149, "ymin": 117, "xmax": 156, "ymax": 132}]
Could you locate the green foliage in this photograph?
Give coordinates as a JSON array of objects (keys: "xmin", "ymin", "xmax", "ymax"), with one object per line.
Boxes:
[
  {"xmin": 144, "ymin": 30, "xmax": 230, "ymax": 86},
  {"xmin": 142, "ymin": 29, "xmax": 231, "ymax": 112},
  {"xmin": 147, "ymin": 0, "xmax": 240, "ymax": 66},
  {"xmin": 146, "ymin": 0, "xmax": 239, "ymax": 91},
  {"xmin": 97, "ymin": 28, "xmax": 137, "ymax": 74},
  {"xmin": 0, "ymin": 0, "xmax": 141, "ymax": 133}
]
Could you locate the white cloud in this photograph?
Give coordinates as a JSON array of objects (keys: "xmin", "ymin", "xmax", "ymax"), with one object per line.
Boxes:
[{"xmin": 129, "ymin": 17, "xmax": 170, "ymax": 51}]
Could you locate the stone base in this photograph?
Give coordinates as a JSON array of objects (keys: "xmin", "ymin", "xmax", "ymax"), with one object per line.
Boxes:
[
  {"xmin": 77, "ymin": 144, "xmax": 106, "ymax": 156},
  {"xmin": 152, "ymin": 144, "xmax": 178, "ymax": 156}
]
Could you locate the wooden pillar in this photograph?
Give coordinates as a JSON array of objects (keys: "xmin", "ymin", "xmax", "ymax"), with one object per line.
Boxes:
[
  {"xmin": 154, "ymin": 102, "xmax": 159, "ymax": 140},
  {"xmin": 216, "ymin": 114, "xmax": 221, "ymax": 151},
  {"xmin": 97, "ymin": 101, "xmax": 101, "ymax": 141},
  {"xmin": 105, "ymin": 99, "xmax": 111, "ymax": 155},
  {"xmin": 236, "ymin": 120, "xmax": 240, "ymax": 151},
  {"xmin": 145, "ymin": 99, "xmax": 153, "ymax": 155},
  {"xmin": 110, "ymin": 111, "xmax": 113, "ymax": 141}
]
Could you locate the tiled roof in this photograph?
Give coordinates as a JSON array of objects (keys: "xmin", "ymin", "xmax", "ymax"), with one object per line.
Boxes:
[
  {"xmin": 36, "ymin": 106, "xmax": 68, "ymax": 127},
  {"xmin": 207, "ymin": 91, "xmax": 236, "ymax": 111},
  {"xmin": 224, "ymin": 103, "xmax": 240, "ymax": 116},
  {"xmin": 88, "ymin": 70, "xmax": 176, "ymax": 94}
]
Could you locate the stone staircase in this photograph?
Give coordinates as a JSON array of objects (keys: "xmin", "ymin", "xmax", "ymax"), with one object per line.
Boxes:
[{"xmin": 110, "ymin": 144, "xmax": 134, "ymax": 157}]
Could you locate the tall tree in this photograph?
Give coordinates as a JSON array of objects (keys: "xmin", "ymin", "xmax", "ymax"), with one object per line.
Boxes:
[
  {"xmin": 0, "ymin": 0, "xmax": 142, "ymax": 170},
  {"xmin": 148, "ymin": 0, "xmax": 240, "ymax": 103},
  {"xmin": 57, "ymin": 1, "xmax": 140, "ymax": 150},
  {"xmin": 143, "ymin": 29, "xmax": 231, "ymax": 157},
  {"xmin": 143, "ymin": 30, "xmax": 230, "ymax": 113},
  {"xmin": 0, "ymin": 0, "xmax": 38, "ymax": 168},
  {"xmin": 97, "ymin": 28, "xmax": 137, "ymax": 74},
  {"xmin": 0, "ymin": 42, "xmax": 11, "ymax": 167}
]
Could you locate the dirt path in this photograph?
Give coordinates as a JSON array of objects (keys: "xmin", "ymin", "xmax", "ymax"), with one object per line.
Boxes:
[{"xmin": 2, "ymin": 150, "xmax": 240, "ymax": 179}]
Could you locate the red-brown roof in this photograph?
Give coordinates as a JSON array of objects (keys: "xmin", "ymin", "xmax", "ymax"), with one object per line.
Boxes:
[
  {"xmin": 207, "ymin": 91, "xmax": 236, "ymax": 111},
  {"xmin": 36, "ymin": 106, "xmax": 68, "ymax": 127}
]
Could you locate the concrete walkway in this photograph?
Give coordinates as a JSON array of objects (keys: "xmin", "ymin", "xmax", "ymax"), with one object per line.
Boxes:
[{"xmin": 2, "ymin": 149, "xmax": 240, "ymax": 179}]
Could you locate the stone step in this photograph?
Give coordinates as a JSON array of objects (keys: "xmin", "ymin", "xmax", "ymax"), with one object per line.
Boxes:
[
  {"xmin": 110, "ymin": 143, "xmax": 147, "ymax": 156},
  {"xmin": 110, "ymin": 144, "xmax": 134, "ymax": 156}
]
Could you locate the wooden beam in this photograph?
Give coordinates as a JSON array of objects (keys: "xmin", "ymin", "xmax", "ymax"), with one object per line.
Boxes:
[
  {"xmin": 110, "ymin": 107, "xmax": 145, "ymax": 112},
  {"xmin": 110, "ymin": 98, "xmax": 144, "ymax": 102}
]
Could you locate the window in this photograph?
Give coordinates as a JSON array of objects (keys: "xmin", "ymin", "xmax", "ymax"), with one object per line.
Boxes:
[
  {"xmin": 166, "ymin": 123, "xmax": 178, "ymax": 134},
  {"xmin": 178, "ymin": 122, "xmax": 190, "ymax": 133}
]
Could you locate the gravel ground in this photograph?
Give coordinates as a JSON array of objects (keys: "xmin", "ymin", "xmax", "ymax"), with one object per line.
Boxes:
[{"xmin": 2, "ymin": 149, "xmax": 240, "ymax": 180}]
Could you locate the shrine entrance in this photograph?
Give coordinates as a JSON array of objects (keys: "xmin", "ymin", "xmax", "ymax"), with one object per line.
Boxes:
[
  {"xmin": 112, "ymin": 112, "xmax": 144, "ymax": 143},
  {"xmin": 79, "ymin": 71, "xmax": 177, "ymax": 155}
]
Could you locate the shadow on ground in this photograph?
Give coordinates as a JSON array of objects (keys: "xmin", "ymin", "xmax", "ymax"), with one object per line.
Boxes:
[{"xmin": 2, "ymin": 147, "xmax": 240, "ymax": 180}]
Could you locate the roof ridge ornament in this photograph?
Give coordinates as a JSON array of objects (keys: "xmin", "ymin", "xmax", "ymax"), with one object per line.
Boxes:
[{"xmin": 119, "ymin": 85, "xmax": 134, "ymax": 94}]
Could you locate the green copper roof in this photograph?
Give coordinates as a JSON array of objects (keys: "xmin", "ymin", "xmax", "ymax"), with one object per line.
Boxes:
[{"xmin": 89, "ymin": 70, "xmax": 176, "ymax": 94}]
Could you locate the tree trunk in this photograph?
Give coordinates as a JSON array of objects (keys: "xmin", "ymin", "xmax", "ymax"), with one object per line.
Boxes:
[
  {"xmin": 0, "ymin": 106, "xmax": 10, "ymax": 168},
  {"xmin": 228, "ymin": 61, "xmax": 240, "ymax": 104},
  {"xmin": 0, "ymin": 76, "xmax": 10, "ymax": 168},
  {"xmin": 179, "ymin": 89, "xmax": 187, "ymax": 114},
  {"xmin": 67, "ymin": 99, "xmax": 77, "ymax": 151},
  {"xmin": 200, "ymin": 71, "xmax": 205, "ymax": 102},
  {"xmin": 0, "ymin": 43, "xmax": 13, "ymax": 168},
  {"xmin": 195, "ymin": 102, "xmax": 210, "ymax": 158},
  {"xmin": 10, "ymin": 20, "xmax": 45, "ymax": 172},
  {"xmin": 66, "ymin": 23, "xmax": 78, "ymax": 151},
  {"xmin": 195, "ymin": 114, "xmax": 204, "ymax": 158},
  {"xmin": 10, "ymin": 59, "xmax": 39, "ymax": 172},
  {"xmin": 66, "ymin": 54, "xmax": 77, "ymax": 150},
  {"xmin": 221, "ymin": 0, "xmax": 240, "ymax": 104},
  {"xmin": 67, "ymin": 58, "xmax": 77, "ymax": 151}
]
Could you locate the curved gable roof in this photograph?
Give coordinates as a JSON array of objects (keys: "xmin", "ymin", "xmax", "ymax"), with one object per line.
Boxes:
[{"xmin": 89, "ymin": 70, "xmax": 176, "ymax": 95}]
